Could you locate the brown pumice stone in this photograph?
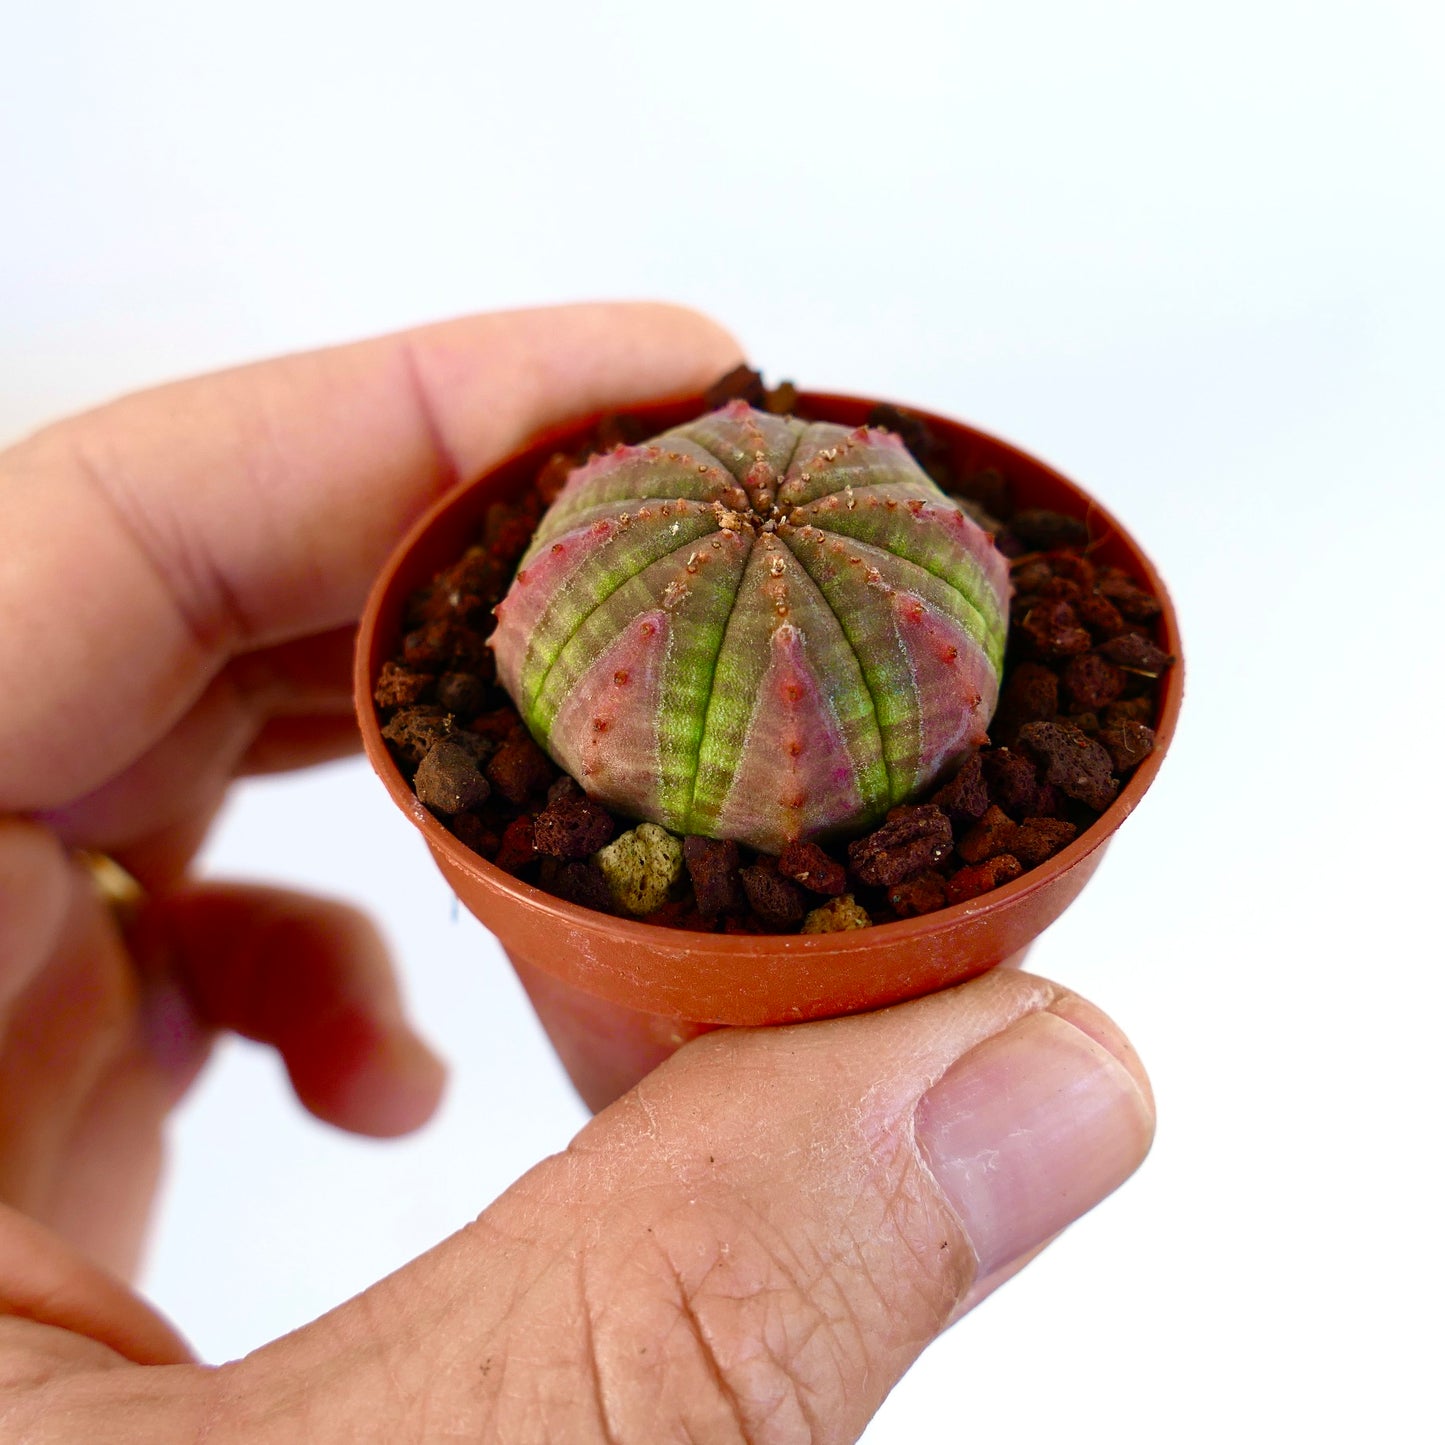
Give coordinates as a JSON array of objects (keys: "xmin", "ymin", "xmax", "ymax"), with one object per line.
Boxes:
[
  {"xmin": 436, "ymin": 670, "xmax": 489, "ymax": 716},
  {"xmin": 980, "ymin": 747, "xmax": 1047, "ymax": 818},
  {"xmin": 683, "ymin": 836, "xmax": 745, "ymax": 921},
  {"xmin": 888, "ymin": 870, "xmax": 950, "ymax": 919},
  {"xmin": 532, "ymin": 779, "xmax": 616, "ymax": 860},
  {"xmin": 1061, "ymin": 652, "xmax": 1127, "ymax": 711},
  {"xmin": 1098, "ymin": 719, "xmax": 1157, "ymax": 775},
  {"xmin": 374, "ymin": 660, "xmax": 433, "ymax": 709},
  {"xmin": 739, "ymin": 857, "xmax": 808, "ymax": 930},
  {"xmin": 847, "ymin": 805, "xmax": 954, "ymax": 889},
  {"xmin": 484, "ymin": 735, "xmax": 555, "ymax": 806},
  {"xmin": 777, "ymin": 841, "xmax": 848, "ymax": 897},
  {"xmin": 381, "ymin": 707, "xmax": 480, "ymax": 769},
  {"xmin": 945, "ymin": 854, "xmax": 1025, "ymax": 904},
  {"xmin": 1017, "ymin": 721, "xmax": 1119, "ymax": 813},
  {"xmin": 958, "ymin": 807, "xmax": 1077, "ymax": 868},
  {"xmin": 414, "ymin": 740, "xmax": 490, "ymax": 817},
  {"xmin": 928, "ymin": 752, "xmax": 991, "ymax": 825}
]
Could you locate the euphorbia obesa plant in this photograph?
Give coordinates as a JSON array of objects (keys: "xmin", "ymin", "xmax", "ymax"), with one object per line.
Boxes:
[{"xmin": 489, "ymin": 402, "xmax": 1011, "ymax": 852}]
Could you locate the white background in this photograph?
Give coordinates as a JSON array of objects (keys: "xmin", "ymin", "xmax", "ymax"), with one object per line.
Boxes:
[{"xmin": 4, "ymin": 2, "xmax": 1442, "ymax": 1440}]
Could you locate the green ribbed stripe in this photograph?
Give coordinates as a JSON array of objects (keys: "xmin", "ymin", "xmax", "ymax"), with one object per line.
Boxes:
[
  {"xmin": 685, "ymin": 543, "xmax": 888, "ymax": 836},
  {"xmin": 792, "ymin": 499, "xmax": 1007, "ymax": 673},
  {"xmin": 653, "ymin": 537, "xmax": 752, "ymax": 828},
  {"xmin": 784, "ymin": 529, "xmax": 1002, "ymax": 801},
  {"xmin": 775, "ymin": 427, "xmax": 922, "ymax": 506},
  {"xmin": 665, "ymin": 411, "xmax": 804, "ymax": 486},
  {"xmin": 528, "ymin": 440, "xmax": 737, "ymax": 555},
  {"xmin": 519, "ymin": 509, "xmax": 717, "ymax": 717}
]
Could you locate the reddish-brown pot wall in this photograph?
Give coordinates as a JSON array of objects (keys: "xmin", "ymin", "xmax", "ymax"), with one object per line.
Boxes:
[{"xmin": 356, "ymin": 392, "xmax": 1183, "ymax": 1029}]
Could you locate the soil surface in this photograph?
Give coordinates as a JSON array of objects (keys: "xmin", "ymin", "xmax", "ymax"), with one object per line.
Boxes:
[{"xmin": 373, "ymin": 368, "xmax": 1174, "ymax": 933}]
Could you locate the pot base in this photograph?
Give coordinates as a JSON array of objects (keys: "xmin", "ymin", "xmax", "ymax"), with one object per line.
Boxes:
[{"xmin": 512, "ymin": 946, "xmax": 1037, "ymax": 1111}]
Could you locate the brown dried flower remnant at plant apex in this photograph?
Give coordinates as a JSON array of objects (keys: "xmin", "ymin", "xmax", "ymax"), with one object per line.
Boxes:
[{"xmin": 372, "ymin": 368, "xmax": 1174, "ymax": 934}]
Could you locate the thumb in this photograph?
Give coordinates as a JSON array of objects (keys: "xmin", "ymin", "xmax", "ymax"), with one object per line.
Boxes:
[{"xmin": 224, "ymin": 968, "xmax": 1153, "ymax": 1442}]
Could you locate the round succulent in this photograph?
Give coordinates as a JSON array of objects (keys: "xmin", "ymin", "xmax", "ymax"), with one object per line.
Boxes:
[{"xmin": 490, "ymin": 402, "xmax": 1010, "ymax": 853}]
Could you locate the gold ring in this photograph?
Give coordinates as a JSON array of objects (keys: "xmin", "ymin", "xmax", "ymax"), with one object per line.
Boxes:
[{"xmin": 73, "ymin": 849, "xmax": 148, "ymax": 927}]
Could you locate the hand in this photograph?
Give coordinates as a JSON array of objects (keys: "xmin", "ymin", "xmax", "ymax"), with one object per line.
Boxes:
[{"xmin": 0, "ymin": 305, "xmax": 1154, "ymax": 1441}]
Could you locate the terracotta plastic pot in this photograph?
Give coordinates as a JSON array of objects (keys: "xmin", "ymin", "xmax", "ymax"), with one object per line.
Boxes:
[{"xmin": 355, "ymin": 392, "xmax": 1182, "ymax": 1092}]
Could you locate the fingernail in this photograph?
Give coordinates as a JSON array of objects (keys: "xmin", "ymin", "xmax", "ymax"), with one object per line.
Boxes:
[{"xmin": 915, "ymin": 1004, "xmax": 1155, "ymax": 1279}]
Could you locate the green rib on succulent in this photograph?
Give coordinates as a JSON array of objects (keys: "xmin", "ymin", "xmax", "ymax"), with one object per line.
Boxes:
[{"xmin": 489, "ymin": 402, "xmax": 1011, "ymax": 853}]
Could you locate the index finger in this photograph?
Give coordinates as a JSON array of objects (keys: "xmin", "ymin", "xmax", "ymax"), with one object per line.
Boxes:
[{"xmin": 0, "ymin": 303, "xmax": 742, "ymax": 810}]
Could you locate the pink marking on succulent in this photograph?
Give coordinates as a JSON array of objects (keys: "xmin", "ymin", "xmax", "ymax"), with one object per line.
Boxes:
[
  {"xmin": 888, "ymin": 589, "xmax": 998, "ymax": 777},
  {"xmin": 548, "ymin": 609, "xmax": 670, "ymax": 813},
  {"xmin": 708, "ymin": 622, "xmax": 866, "ymax": 853},
  {"xmin": 489, "ymin": 511, "xmax": 631, "ymax": 698}
]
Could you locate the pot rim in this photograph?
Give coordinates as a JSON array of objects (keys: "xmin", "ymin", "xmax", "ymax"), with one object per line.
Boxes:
[{"xmin": 355, "ymin": 389, "xmax": 1184, "ymax": 959}]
